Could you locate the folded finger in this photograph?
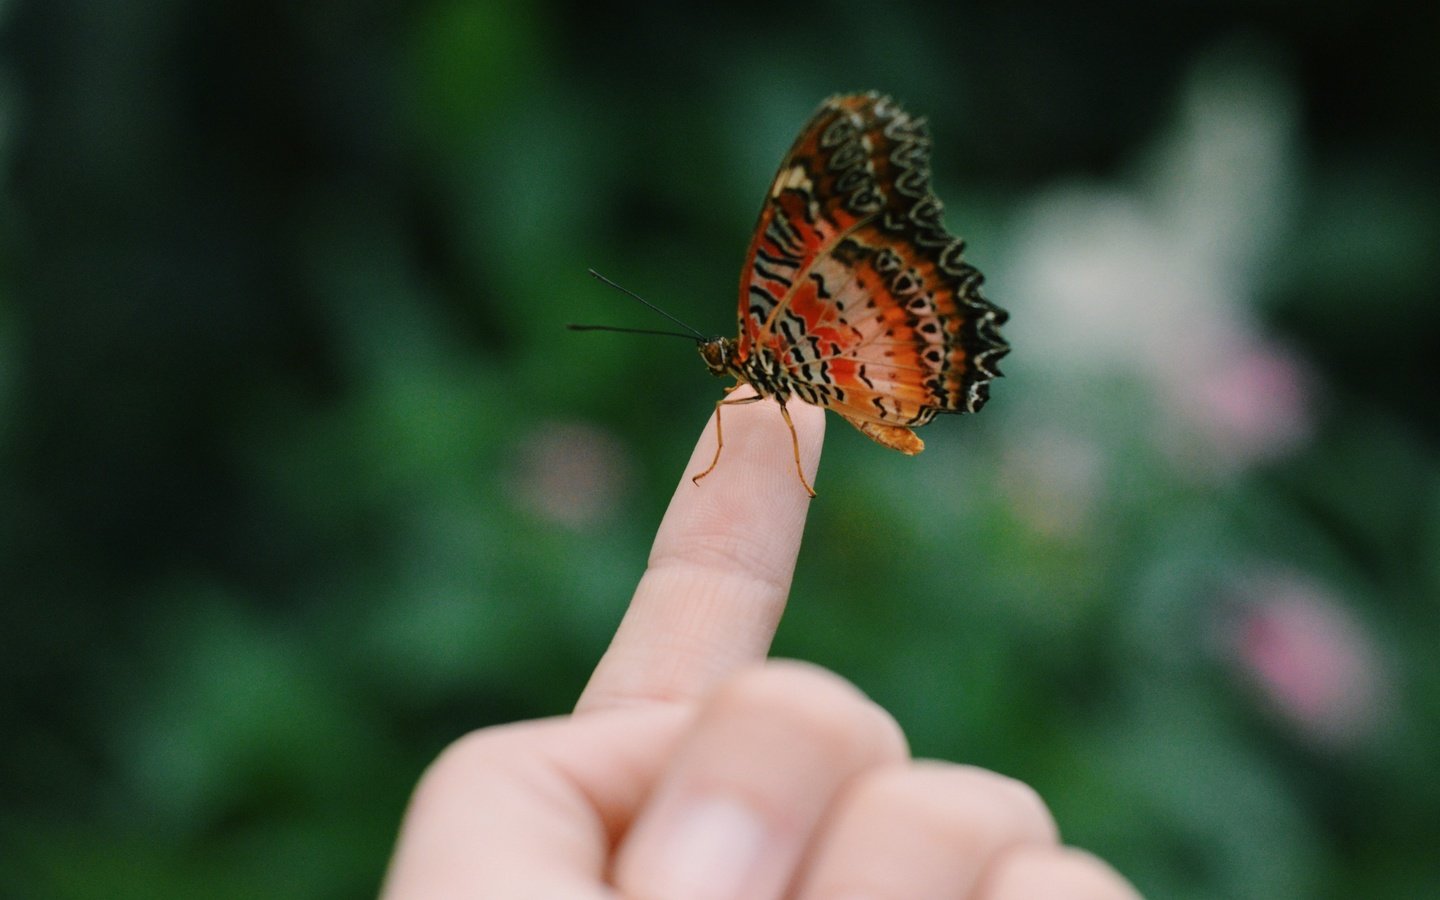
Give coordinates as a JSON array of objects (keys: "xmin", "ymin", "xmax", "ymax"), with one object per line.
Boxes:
[
  {"xmin": 977, "ymin": 845, "xmax": 1143, "ymax": 900},
  {"xmin": 793, "ymin": 761, "xmax": 1059, "ymax": 899},
  {"xmin": 613, "ymin": 662, "xmax": 906, "ymax": 900}
]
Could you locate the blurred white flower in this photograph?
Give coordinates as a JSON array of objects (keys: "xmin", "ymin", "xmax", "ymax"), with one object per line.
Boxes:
[
  {"xmin": 1225, "ymin": 569, "xmax": 1390, "ymax": 748},
  {"xmin": 1003, "ymin": 49, "xmax": 1313, "ymax": 474},
  {"xmin": 508, "ymin": 419, "xmax": 631, "ymax": 528}
]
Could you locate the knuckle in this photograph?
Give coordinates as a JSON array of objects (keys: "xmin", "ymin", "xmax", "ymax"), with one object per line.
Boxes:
[
  {"xmin": 849, "ymin": 762, "xmax": 1059, "ymax": 846},
  {"xmin": 985, "ymin": 845, "xmax": 1142, "ymax": 899},
  {"xmin": 406, "ymin": 724, "xmax": 533, "ymax": 817},
  {"xmin": 713, "ymin": 662, "xmax": 907, "ymax": 763},
  {"xmin": 653, "ymin": 533, "xmax": 792, "ymax": 594},
  {"xmin": 962, "ymin": 767, "xmax": 1059, "ymax": 842},
  {"xmin": 409, "ymin": 729, "xmax": 494, "ymax": 804}
]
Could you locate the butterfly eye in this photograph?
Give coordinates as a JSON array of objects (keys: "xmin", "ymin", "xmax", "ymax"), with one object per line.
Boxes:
[{"xmin": 698, "ymin": 339, "xmax": 729, "ymax": 374}]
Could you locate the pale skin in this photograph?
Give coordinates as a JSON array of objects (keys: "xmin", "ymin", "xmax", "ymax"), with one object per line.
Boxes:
[
  {"xmin": 382, "ymin": 386, "xmax": 1141, "ymax": 899},
  {"xmin": 692, "ymin": 387, "xmax": 816, "ymax": 497}
]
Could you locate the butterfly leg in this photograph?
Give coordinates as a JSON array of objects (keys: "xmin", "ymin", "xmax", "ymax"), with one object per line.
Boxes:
[
  {"xmin": 777, "ymin": 401, "xmax": 817, "ymax": 498},
  {"xmin": 691, "ymin": 394, "xmax": 763, "ymax": 487}
]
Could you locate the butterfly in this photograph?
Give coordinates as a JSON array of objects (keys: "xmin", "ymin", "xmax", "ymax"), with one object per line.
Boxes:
[{"xmin": 691, "ymin": 92, "xmax": 1010, "ymax": 496}]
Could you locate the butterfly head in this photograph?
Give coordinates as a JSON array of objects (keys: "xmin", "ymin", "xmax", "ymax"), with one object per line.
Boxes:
[{"xmin": 698, "ymin": 337, "xmax": 740, "ymax": 378}]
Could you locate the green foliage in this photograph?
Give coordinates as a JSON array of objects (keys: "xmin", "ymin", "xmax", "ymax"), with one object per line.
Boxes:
[{"xmin": 3, "ymin": 1, "xmax": 1438, "ymax": 897}]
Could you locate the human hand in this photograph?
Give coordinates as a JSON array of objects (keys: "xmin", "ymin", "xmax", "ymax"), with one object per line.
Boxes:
[{"xmin": 382, "ymin": 388, "xmax": 1140, "ymax": 899}]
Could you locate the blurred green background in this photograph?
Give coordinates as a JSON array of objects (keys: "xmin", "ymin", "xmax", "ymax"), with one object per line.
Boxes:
[{"xmin": 2, "ymin": 0, "xmax": 1438, "ymax": 897}]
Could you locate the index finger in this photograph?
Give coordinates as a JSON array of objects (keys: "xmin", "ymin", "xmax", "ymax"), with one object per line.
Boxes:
[{"xmin": 576, "ymin": 386, "xmax": 825, "ymax": 713}]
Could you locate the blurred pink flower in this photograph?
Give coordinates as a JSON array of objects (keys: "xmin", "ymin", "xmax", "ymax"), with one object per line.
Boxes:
[
  {"xmin": 1226, "ymin": 571, "xmax": 1389, "ymax": 748},
  {"xmin": 1160, "ymin": 337, "xmax": 1315, "ymax": 474},
  {"xmin": 509, "ymin": 419, "xmax": 631, "ymax": 528}
]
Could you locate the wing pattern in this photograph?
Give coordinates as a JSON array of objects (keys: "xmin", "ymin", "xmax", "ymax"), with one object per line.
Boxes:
[{"xmin": 732, "ymin": 92, "xmax": 1009, "ymax": 453}]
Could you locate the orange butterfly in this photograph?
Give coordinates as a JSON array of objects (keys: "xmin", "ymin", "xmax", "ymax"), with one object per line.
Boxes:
[{"xmin": 579, "ymin": 93, "xmax": 1008, "ymax": 497}]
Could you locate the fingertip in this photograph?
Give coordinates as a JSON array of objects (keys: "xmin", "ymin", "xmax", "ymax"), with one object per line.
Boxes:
[
  {"xmin": 710, "ymin": 661, "xmax": 909, "ymax": 763},
  {"xmin": 684, "ymin": 386, "xmax": 825, "ymax": 504},
  {"xmin": 651, "ymin": 388, "xmax": 824, "ymax": 579}
]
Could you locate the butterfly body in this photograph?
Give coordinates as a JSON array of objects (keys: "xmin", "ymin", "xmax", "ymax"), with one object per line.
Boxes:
[{"xmin": 693, "ymin": 92, "xmax": 1009, "ymax": 494}]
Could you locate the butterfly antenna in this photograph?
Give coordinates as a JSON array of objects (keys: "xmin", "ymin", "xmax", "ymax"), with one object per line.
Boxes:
[
  {"xmin": 582, "ymin": 268, "xmax": 708, "ymax": 340},
  {"xmin": 565, "ymin": 323, "xmax": 702, "ymax": 340}
]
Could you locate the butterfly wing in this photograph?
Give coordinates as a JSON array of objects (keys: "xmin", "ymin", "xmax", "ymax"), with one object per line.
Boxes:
[{"xmin": 736, "ymin": 92, "xmax": 1008, "ymax": 452}]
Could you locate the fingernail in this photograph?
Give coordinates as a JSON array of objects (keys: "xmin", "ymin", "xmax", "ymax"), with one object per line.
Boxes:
[{"xmin": 645, "ymin": 796, "xmax": 767, "ymax": 900}]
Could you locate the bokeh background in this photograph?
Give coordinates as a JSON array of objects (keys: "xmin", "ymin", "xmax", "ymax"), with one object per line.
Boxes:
[{"xmin": 3, "ymin": 0, "xmax": 1438, "ymax": 897}]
